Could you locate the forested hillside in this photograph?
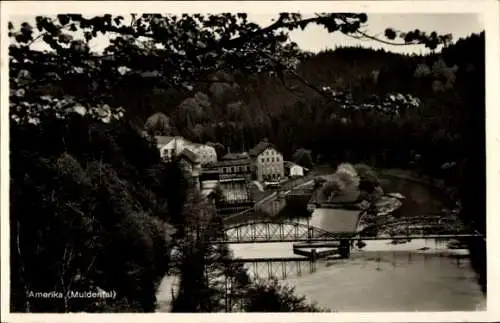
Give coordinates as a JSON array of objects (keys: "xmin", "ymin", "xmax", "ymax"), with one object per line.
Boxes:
[
  {"xmin": 8, "ymin": 12, "xmax": 485, "ymax": 313},
  {"xmin": 134, "ymin": 32, "xmax": 485, "ymax": 182}
]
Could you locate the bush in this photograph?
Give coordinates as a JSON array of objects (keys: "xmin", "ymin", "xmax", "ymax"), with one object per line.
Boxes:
[{"xmin": 243, "ymin": 278, "xmax": 327, "ymax": 312}]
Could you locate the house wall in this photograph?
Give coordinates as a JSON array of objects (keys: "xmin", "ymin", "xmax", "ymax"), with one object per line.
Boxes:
[
  {"xmin": 187, "ymin": 144, "xmax": 218, "ymax": 166},
  {"xmin": 220, "ymin": 181, "xmax": 251, "ymax": 202},
  {"xmin": 158, "ymin": 142, "xmax": 175, "ymax": 160},
  {"xmin": 255, "ymin": 148, "xmax": 284, "ymax": 182},
  {"xmin": 290, "ymin": 165, "xmax": 304, "ymax": 177},
  {"xmin": 158, "ymin": 137, "xmax": 190, "ymax": 161},
  {"xmin": 218, "ymin": 163, "xmax": 251, "ymax": 177}
]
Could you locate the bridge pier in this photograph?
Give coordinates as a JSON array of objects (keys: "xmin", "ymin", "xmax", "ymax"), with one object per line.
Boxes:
[{"xmin": 339, "ymin": 240, "xmax": 351, "ymax": 259}]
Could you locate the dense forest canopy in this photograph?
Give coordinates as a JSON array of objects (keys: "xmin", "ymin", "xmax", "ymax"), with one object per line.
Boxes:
[{"xmin": 8, "ymin": 12, "xmax": 486, "ymax": 312}]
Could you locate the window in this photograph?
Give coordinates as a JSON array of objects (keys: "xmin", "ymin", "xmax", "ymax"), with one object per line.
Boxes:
[
  {"xmin": 266, "ymin": 158, "xmax": 270, "ymax": 162},
  {"xmin": 276, "ymin": 156, "xmax": 280, "ymax": 161},
  {"xmin": 271, "ymin": 157, "xmax": 274, "ymax": 162}
]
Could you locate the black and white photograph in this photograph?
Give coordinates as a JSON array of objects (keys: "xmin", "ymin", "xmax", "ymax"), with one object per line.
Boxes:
[{"xmin": 1, "ymin": 0, "xmax": 498, "ymax": 320}]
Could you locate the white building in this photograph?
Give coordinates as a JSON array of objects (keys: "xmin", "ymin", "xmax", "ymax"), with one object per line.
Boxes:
[
  {"xmin": 285, "ymin": 161, "xmax": 307, "ymax": 178},
  {"xmin": 249, "ymin": 139, "xmax": 284, "ymax": 182},
  {"xmin": 186, "ymin": 143, "xmax": 218, "ymax": 166},
  {"xmin": 156, "ymin": 136, "xmax": 191, "ymax": 161}
]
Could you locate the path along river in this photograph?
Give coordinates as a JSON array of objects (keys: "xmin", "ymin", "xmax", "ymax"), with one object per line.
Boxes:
[{"xmin": 156, "ymin": 174, "xmax": 486, "ymax": 312}]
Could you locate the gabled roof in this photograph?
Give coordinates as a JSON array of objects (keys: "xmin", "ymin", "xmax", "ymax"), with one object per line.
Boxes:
[
  {"xmin": 215, "ymin": 157, "xmax": 251, "ymax": 167},
  {"xmin": 221, "ymin": 152, "xmax": 248, "ymax": 160},
  {"xmin": 249, "ymin": 140, "xmax": 275, "ymax": 157},
  {"xmin": 284, "ymin": 161, "xmax": 309, "ymax": 171},
  {"xmin": 155, "ymin": 136, "xmax": 174, "ymax": 146},
  {"xmin": 187, "ymin": 142, "xmax": 201, "ymax": 148},
  {"xmin": 201, "ymin": 187, "xmax": 217, "ymax": 198},
  {"xmin": 157, "ymin": 136, "xmax": 192, "ymax": 147},
  {"xmin": 178, "ymin": 148, "xmax": 199, "ymax": 164}
]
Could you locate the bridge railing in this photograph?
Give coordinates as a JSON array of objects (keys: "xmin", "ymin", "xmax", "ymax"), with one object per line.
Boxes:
[{"xmin": 219, "ymin": 220, "xmax": 484, "ymax": 244}]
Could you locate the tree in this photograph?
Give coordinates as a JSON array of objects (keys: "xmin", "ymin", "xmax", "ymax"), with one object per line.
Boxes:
[
  {"xmin": 354, "ymin": 163, "xmax": 380, "ymax": 193},
  {"xmin": 10, "ymin": 11, "xmax": 479, "ymax": 313},
  {"xmin": 243, "ymin": 278, "xmax": 326, "ymax": 312},
  {"xmin": 170, "ymin": 187, "xmax": 250, "ymax": 312},
  {"xmin": 292, "ymin": 148, "xmax": 314, "ymax": 169},
  {"xmin": 207, "ymin": 142, "xmax": 226, "ymax": 159},
  {"xmin": 10, "ymin": 113, "xmax": 183, "ymax": 312},
  {"xmin": 144, "ymin": 112, "xmax": 173, "ymax": 136}
]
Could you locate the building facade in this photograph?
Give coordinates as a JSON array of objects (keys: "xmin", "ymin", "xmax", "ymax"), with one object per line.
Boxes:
[
  {"xmin": 284, "ymin": 161, "xmax": 307, "ymax": 178},
  {"xmin": 156, "ymin": 136, "xmax": 192, "ymax": 162},
  {"xmin": 186, "ymin": 143, "xmax": 218, "ymax": 166},
  {"xmin": 249, "ymin": 139, "xmax": 285, "ymax": 182},
  {"xmin": 211, "ymin": 153, "xmax": 253, "ymax": 207}
]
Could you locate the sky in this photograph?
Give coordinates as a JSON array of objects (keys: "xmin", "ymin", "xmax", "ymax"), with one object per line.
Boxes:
[{"xmin": 9, "ymin": 13, "xmax": 484, "ymax": 55}]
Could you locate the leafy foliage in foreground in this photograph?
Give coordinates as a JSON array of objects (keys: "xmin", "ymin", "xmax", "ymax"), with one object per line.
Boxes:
[{"xmin": 10, "ymin": 113, "xmax": 186, "ymax": 312}]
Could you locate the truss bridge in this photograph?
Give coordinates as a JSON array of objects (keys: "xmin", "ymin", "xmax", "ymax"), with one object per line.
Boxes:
[
  {"xmin": 218, "ymin": 219, "xmax": 483, "ymax": 244},
  {"xmin": 222, "ymin": 219, "xmax": 342, "ymax": 244}
]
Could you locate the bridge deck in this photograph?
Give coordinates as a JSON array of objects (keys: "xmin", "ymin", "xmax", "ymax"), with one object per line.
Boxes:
[{"xmin": 218, "ymin": 234, "xmax": 483, "ymax": 244}]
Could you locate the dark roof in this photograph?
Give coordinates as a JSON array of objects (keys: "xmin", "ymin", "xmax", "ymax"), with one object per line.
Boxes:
[
  {"xmin": 221, "ymin": 152, "xmax": 249, "ymax": 160},
  {"xmin": 284, "ymin": 161, "xmax": 307, "ymax": 170},
  {"xmin": 310, "ymin": 208, "xmax": 361, "ymax": 234},
  {"xmin": 249, "ymin": 140, "xmax": 275, "ymax": 157},
  {"xmin": 179, "ymin": 148, "xmax": 199, "ymax": 164},
  {"xmin": 215, "ymin": 157, "xmax": 251, "ymax": 167},
  {"xmin": 201, "ymin": 168, "xmax": 220, "ymax": 174}
]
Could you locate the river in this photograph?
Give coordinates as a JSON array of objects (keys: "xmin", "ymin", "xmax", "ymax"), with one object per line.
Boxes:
[
  {"xmin": 228, "ymin": 239, "xmax": 485, "ymax": 311},
  {"xmin": 156, "ymin": 174, "xmax": 486, "ymax": 312}
]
